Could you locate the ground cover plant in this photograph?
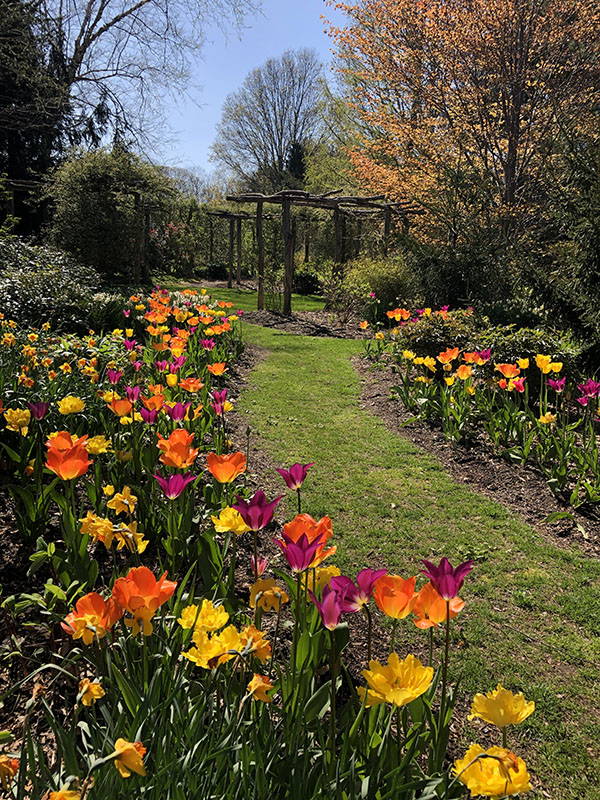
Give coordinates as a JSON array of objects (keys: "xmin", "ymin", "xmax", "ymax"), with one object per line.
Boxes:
[
  {"xmin": 0, "ymin": 292, "xmax": 564, "ymax": 799},
  {"xmin": 357, "ymin": 307, "xmax": 600, "ymax": 510}
]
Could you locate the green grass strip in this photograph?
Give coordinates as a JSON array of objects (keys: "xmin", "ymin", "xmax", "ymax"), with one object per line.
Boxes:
[
  {"xmin": 238, "ymin": 323, "xmax": 600, "ymax": 800},
  {"xmin": 158, "ymin": 283, "xmax": 325, "ymax": 312}
]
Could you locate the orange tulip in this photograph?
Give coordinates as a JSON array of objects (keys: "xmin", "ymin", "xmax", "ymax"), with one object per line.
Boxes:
[
  {"xmin": 141, "ymin": 393, "xmax": 165, "ymax": 411},
  {"xmin": 456, "ymin": 364, "xmax": 473, "ymax": 380},
  {"xmin": 147, "ymin": 383, "xmax": 164, "ymax": 395},
  {"xmin": 411, "ymin": 582, "xmax": 464, "ymax": 628},
  {"xmin": 157, "ymin": 429, "xmax": 199, "ymax": 469},
  {"xmin": 282, "ymin": 513, "xmax": 336, "ymax": 567},
  {"xmin": 373, "ymin": 575, "xmax": 416, "ymax": 619},
  {"xmin": 437, "ymin": 347, "xmax": 460, "ymax": 364},
  {"xmin": 61, "ymin": 592, "xmax": 123, "ymax": 645},
  {"xmin": 179, "ymin": 377, "xmax": 204, "ymax": 392},
  {"xmin": 462, "ymin": 351, "xmax": 480, "ymax": 363},
  {"xmin": 46, "ymin": 432, "xmax": 92, "ymax": 480},
  {"xmin": 206, "ymin": 451, "xmax": 247, "ymax": 483},
  {"xmin": 108, "ymin": 397, "xmax": 133, "ymax": 417},
  {"xmin": 495, "ymin": 363, "xmax": 520, "ymax": 379},
  {"xmin": 112, "ymin": 566, "xmax": 177, "ymax": 636},
  {"xmin": 207, "ymin": 362, "xmax": 227, "ymax": 376}
]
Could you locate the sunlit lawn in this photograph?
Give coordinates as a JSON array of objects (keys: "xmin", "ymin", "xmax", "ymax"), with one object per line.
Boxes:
[
  {"xmin": 237, "ymin": 323, "xmax": 600, "ymax": 800},
  {"xmin": 158, "ymin": 281, "xmax": 325, "ymax": 313}
]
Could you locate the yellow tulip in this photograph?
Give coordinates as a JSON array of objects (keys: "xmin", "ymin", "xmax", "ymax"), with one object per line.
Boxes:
[
  {"xmin": 468, "ymin": 684, "xmax": 535, "ymax": 728},
  {"xmin": 357, "ymin": 653, "xmax": 433, "ymax": 708},
  {"xmin": 454, "ymin": 744, "xmax": 531, "ymax": 797}
]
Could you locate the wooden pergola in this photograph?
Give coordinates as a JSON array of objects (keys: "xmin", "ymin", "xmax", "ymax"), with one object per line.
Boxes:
[{"xmin": 226, "ymin": 189, "xmax": 424, "ymax": 315}]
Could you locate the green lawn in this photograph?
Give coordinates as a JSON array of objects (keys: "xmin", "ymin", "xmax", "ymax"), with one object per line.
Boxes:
[
  {"xmin": 237, "ymin": 323, "xmax": 600, "ymax": 800},
  {"xmin": 159, "ymin": 282, "xmax": 325, "ymax": 313}
]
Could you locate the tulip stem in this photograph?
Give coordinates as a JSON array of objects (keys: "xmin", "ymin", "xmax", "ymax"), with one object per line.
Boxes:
[
  {"xmin": 390, "ymin": 618, "xmax": 398, "ymax": 655},
  {"xmin": 252, "ymin": 529, "xmax": 258, "ymax": 581},
  {"xmin": 268, "ymin": 599, "xmax": 282, "ymax": 679},
  {"xmin": 296, "ymin": 488, "xmax": 301, "ymax": 515},
  {"xmin": 502, "ymin": 728, "xmax": 508, "ymax": 749},
  {"xmin": 291, "ymin": 572, "xmax": 302, "ymax": 676},
  {"xmin": 428, "ymin": 627, "xmax": 434, "ymax": 667},
  {"xmin": 329, "ymin": 629, "xmax": 337, "ymax": 774},
  {"xmin": 440, "ymin": 601, "xmax": 451, "ymax": 725},
  {"xmin": 364, "ymin": 605, "xmax": 373, "ymax": 662}
]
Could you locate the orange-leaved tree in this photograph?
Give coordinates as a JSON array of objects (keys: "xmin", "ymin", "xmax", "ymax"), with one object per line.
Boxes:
[{"xmin": 327, "ymin": 0, "xmax": 600, "ymax": 245}]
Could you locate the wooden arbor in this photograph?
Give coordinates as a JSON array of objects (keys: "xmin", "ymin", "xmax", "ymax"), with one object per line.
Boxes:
[
  {"xmin": 227, "ymin": 189, "xmax": 422, "ymax": 315},
  {"xmin": 206, "ymin": 209, "xmax": 252, "ymax": 288}
]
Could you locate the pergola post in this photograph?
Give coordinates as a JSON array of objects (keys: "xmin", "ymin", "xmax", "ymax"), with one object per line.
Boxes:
[
  {"xmin": 383, "ymin": 206, "xmax": 392, "ymax": 256},
  {"xmin": 282, "ymin": 198, "xmax": 294, "ymax": 316},
  {"xmin": 236, "ymin": 217, "xmax": 242, "ymax": 284},
  {"xmin": 256, "ymin": 201, "xmax": 265, "ymax": 310},
  {"xmin": 334, "ymin": 206, "xmax": 342, "ymax": 270},
  {"xmin": 228, "ymin": 218, "xmax": 234, "ymax": 289}
]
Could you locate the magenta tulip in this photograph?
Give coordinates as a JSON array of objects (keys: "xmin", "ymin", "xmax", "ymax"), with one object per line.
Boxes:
[
  {"xmin": 274, "ymin": 531, "xmax": 325, "ymax": 573},
  {"xmin": 276, "ymin": 462, "xmax": 315, "ymax": 491},
  {"xmin": 330, "ymin": 568, "xmax": 388, "ymax": 613},
  {"xmin": 26, "ymin": 401, "xmax": 50, "ymax": 420},
  {"xmin": 153, "ymin": 472, "xmax": 196, "ymax": 500},
  {"xmin": 308, "ymin": 585, "xmax": 342, "ymax": 630},
  {"xmin": 164, "ymin": 402, "xmax": 191, "ymax": 422},
  {"xmin": 421, "ymin": 557, "xmax": 473, "ymax": 600},
  {"xmin": 233, "ymin": 490, "xmax": 282, "ymax": 531}
]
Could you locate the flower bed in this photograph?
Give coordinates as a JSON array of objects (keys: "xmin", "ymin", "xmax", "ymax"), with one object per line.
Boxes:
[
  {"xmin": 0, "ymin": 292, "xmax": 537, "ymax": 798},
  {"xmin": 360, "ymin": 307, "xmax": 600, "ymax": 509}
]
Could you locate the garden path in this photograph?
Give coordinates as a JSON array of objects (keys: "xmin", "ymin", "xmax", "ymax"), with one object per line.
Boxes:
[{"xmin": 237, "ymin": 322, "xmax": 600, "ymax": 800}]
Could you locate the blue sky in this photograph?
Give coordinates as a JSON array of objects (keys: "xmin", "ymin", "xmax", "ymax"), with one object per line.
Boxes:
[{"xmin": 154, "ymin": 0, "xmax": 347, "ymax": 174}]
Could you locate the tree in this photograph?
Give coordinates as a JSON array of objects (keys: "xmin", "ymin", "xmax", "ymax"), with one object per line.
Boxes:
[
  {"xmin": 46, "ymin": 147, "xmax": 177, "ymax": 280},
  {"xmin": 0, "ymin": 0, "xmax": 259, "ymax": 178},
  {"xmin": 210, "ymin": 49, "xmax": 324, "ymax": 192},
  {"xmin": 0, "ymin": 1, "xmax": 71, "ymax": 179},
  {"xmin": 329, "ymin": 0, "xmax": 600, "ymax": 244}
]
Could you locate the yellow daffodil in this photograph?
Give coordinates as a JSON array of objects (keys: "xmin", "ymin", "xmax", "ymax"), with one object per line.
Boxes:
[
  {"xmin": 107, "ymin": 486, "xmax": 137, "ymax": 515},
  {"xmin": 375, "ymin": 331, "xmax": 385, "ymax": 340},
  {"xmin": 112, "ymin": 738, "xmax": 146, "ymax": 778},
  {"xmin": 0, "ymin": 754, "xmax": 19, "ymax": 790},
  {"xmin": 247, "ymin": 674, "xmax": 274, "ymax": 703},
  {"xmin": 103, "ymin": 484, "xmax": 115, "ymax": 496},
  {"xmin": 357, "ymin": 653, "xmax": 433, "ymax": 708},
  {"xmin": 453, "ymin": 744, "xmax": 531, "ymax": 797},
  {"xmin": 113, "ymin": 521, "xmax": 148, "ymax": 554},
  {"xmin": 423, "ymin": 356, "xmax": 437, "ymax": 372},
  {"xmin": 250, "ymin": 578, "xmax": 290, "ymax": 612},
  {"xmin": 538, "ymin": 413, "xmax": 556, "ymax": 425},
  {"xmin": 402, "ymin": 350, "xmax": 415, "ymax": 359},
  {"xmin": 239, "ymin": 625, "xmax": 271, "ymax": 663},
  {"xmin": 78, "ymin": 678, "xmax": 105, "ymax": 706},
  {"xmin": 468, "ymin": 684, "xmax": 535, "ymax": 728},
  {"xmin": 49, "ymin": 788, "xmax": 81, "ymax": 799}
]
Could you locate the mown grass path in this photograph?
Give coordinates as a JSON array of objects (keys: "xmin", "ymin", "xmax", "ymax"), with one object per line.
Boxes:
[{"xmin": 238, "ymin": 323, "xmax": 600, "ymax": 800}]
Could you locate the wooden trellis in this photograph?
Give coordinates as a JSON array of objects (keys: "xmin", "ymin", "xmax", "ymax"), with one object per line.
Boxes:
[{"xmin": 226, "ymin": 189, "xmax": 424, "ymax": 315}]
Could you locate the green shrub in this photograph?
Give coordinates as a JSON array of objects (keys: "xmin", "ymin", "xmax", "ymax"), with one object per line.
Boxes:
[
  {"xmin": 0, "ymin": 237, "xmax": 125, "ymax": 332},
  {"xmin": 293, "ymin": 262, "xmax": 321, "ymax": 295},
  {"xmin": 394, "ymin": 308, "xmax": 581, "ymax": 376},
  {"xmin": 344, "ymin": 254, "xmax": 420, "ymax": 314}
]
